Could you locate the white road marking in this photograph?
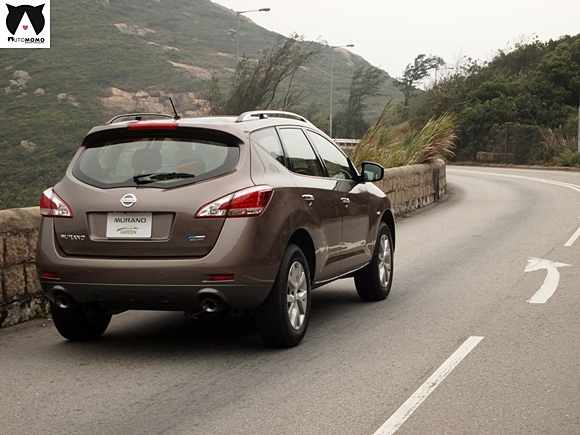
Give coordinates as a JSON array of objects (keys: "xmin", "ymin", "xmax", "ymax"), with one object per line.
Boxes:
[
  {"xmin": 449, "ymin": 169, "xmax": 580, "ymax": 194},
  {"xmin": 525, "ymin": 257, "xmax": 571, "ymax": 304},
  {"xmin": 450, "ymin": 170, "xmax": 580, "ymax": 247},
  {"xmin": 373, "ymin": 336, "xmax": 484, "ymax": 435},
  {"xmin": 564, "ymin": 223, "xmax": 580, "ymax": 247}
]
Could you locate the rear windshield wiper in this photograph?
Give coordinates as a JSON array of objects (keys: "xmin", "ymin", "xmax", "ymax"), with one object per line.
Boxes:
[{"xmin": 133, "ymin": 172, "xmax": 196, "ymax": 184}]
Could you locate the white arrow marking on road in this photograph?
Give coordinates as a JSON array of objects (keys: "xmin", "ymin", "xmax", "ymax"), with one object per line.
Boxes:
[{"xmin": 525, "ymin": 257, "xmax": 571, "ymax": 304}]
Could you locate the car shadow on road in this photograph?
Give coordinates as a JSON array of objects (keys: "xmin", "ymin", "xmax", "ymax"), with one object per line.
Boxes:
[{"xmin": 47, "ymin": 284, "xmax": 384, "ymax": 357}]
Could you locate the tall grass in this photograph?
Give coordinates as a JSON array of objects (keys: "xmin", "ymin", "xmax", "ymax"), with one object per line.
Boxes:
[{"xmin": 350, "ymin": 103, "xmax": 457, "ymax": 168}]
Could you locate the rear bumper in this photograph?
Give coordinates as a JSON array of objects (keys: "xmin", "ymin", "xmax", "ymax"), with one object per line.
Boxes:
[
  {"xmin": 36, "ymin": 217, "xmax": 281, "ymax": 311},
  {"xmin": 41, "ymin": 281, "xmax": 272, "ymax": 312}
]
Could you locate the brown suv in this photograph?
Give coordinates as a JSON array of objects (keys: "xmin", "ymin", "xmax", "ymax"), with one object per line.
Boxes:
[{"xmin": 36, "ymin": 110, "xmax": 395, "ymax": 347}]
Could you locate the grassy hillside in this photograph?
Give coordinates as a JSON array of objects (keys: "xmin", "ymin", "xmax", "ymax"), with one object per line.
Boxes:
[
  {"xmin": 409, "ymin": 33, "xmax": 580, "ymax": 165},
  {"xmin": 0, "ymin": 0, "xmax": 401, "ymax": 209}
]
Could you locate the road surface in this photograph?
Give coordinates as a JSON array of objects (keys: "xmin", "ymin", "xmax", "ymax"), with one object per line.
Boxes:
[{"xmin": 1, "ymin": 166, "xmax": 579, "ymax": 434}]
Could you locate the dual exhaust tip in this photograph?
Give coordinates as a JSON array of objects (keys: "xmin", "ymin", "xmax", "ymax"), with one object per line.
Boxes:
[{"xmin": 52, "ymin": 289, "xmax": 225, "ymax": 314}]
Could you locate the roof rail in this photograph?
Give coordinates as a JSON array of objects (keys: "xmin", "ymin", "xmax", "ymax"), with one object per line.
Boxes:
[
  {"xmin": 235, "ymin": 110, "xmax": 313, "ymax": 126},
  {"xmin": 106, "ymin": 113, "xmax": 175, "ymax": 125}
]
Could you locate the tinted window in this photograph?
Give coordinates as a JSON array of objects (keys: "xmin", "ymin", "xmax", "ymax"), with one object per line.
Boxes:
[
  {"xmin": 306, "ymin": 131, "xmax": 355, "ymax": 180},
  {"xmin": 278, "ymin": 128, "xmax": 324, "ymax": 177},
  {"xmin": 73, "ymin": 136, "xmax": 239, "ymax": 188},
  {"xmin": 250, "ymin": 128, "xmax": 285, "ymax": 165}
]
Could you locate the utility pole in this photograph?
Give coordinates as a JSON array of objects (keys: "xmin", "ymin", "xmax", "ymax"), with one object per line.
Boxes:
[{"xmin": 235, "ymin": 8, "xmax": 270, "ymax": 82}]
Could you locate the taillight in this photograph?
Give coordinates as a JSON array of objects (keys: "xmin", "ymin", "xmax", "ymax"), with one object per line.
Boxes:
[
  {"xmin": 40, "ymin": 188, "xmax": 73, "ymax": 218},
  {"xmin": 195, "ymin": 186, "xmax": 274, "ymax": 218}
]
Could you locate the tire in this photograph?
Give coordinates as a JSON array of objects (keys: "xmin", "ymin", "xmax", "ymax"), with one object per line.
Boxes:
[
  {"xmin": 256, "ymin": 244, "xmax": 311, "ymax": 348},
  {"xmin": 50, "ymin": 300, "xmax": 111, "ymax": 341},
  {"xmin": 354, "ymin": 222, "xmax": 394, "ymax": 301}
]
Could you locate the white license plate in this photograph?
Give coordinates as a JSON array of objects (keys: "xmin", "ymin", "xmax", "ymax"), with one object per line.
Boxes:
[{"xmin": 106, "ymin": 213, "xmax": 152, "ymax": 238}]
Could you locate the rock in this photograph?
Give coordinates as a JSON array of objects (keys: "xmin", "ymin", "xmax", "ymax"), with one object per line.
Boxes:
[{"xmin": 20, "ymin": 140, "xmax": 36, "ymax": 151}]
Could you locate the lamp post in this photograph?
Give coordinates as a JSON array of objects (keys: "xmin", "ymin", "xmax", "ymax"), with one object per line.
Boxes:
[
  {"xmin": 329, "ymin": 44, "xmax": 354, "ymax": 138},
  {"xmin": 236, "ymin": 8, "xmax": 270, "ymax": 69}
]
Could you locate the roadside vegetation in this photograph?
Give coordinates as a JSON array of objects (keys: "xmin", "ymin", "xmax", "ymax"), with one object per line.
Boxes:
[
  {"xmin": 352, "ymin": 34, "xmax": 580, "ymax": 169},
  {"xmin": 405, "ymin": 34, "xmax": 580, "ymax": 167},
  {"xmin": 350, "ymin": 102, "xmax": 456, "ymax": 167}
]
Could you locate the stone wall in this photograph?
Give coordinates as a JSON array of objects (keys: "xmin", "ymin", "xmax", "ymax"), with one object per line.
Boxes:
[
  {"xmin": 0, "ymin": 207, "xmax": 48, "ymax": 328},
  {"xmin": 379, "ymin": 160, "xmax": 446, "ymax": 215},
  {"xmin": 0, "ymin": 161, "xmax": 446, "ymax": 328}
]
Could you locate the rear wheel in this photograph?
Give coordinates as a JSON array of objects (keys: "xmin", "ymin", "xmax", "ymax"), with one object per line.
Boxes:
[
  {"xmin": 354, "ymin": 222, "xmax": 393, "ymax": 301},
  {"xmin": 256, "ymin": 244, "xmax": 311, "ymax": 348},
  {"xmin": 50, "ymin": 300, "xmax": 111, "ymax": 341}
]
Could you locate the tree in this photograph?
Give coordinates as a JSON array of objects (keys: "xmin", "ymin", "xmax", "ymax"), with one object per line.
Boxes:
[
  {"xmin": 397, "ymin": 54, "xmax": 445, "ymax": 106},
  {"xmin": 408, "ymin": 34, "xmax": 580, "ymax": 164},
  {"xmin": 334, "ymin": 66, "xmax": 386, "ymax": 138},
  {"xmin": 204, "ymin": 34, "xmax": 323, "ymax": 115}
]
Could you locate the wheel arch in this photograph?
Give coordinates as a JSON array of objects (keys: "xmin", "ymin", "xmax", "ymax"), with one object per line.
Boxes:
[
  {"xmin": 381, "ymin": 209, "xmax": 396, "ymax": 251},
  {"xmin": 287, "ymin": 229, "xmax": 316, "ymax": 284}
]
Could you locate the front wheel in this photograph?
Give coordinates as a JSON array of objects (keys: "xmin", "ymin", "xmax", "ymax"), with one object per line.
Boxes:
[
  {"xmin": 50, "ymin": 300, "xmax": 111, "ymax": 341},
  {"xmin": 256, "ymin": 244, "xmax": 311, "ymax": 348},
  {"xmin": 354, "ymin": 222, "xmax": 394, "ymax": 301}
]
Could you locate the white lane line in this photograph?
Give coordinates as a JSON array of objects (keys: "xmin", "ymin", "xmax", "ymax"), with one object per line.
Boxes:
[
  {"xmin": 373, "ymin": 336, "xmax": 484, "ymax": 435},
  {"xmin": 564, "ymin": 223, "xmax": 580, "ymax": 247},
  {"xmin": 449, "ymin": 169, "xmax": 580, "ymax": 194},
  {"xmin": 525, "ymin": 257, "xmax": 571, "ymax": 304},
  {"xmin": 450, "ymin": 170, "xmax": 580, "ymax": 247}
]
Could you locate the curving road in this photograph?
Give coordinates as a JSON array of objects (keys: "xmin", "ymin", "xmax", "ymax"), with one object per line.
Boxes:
[{"xmin": 1, "ymin": 166, "xmax": 579, "ymax": 434}]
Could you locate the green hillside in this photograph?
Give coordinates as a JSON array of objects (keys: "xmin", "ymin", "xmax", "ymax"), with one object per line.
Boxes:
[
  {"xmin": 0, "ymin": 0, "xmax": 401, "ymax": 209},
  {"xmin": 409, "ymin": 34, "xmax": 580, "ymax": 165}
]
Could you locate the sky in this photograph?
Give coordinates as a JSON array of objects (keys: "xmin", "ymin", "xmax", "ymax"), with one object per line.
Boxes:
[{"xmin": 211, "ymin": 0, "xmax": 579, "ymax": 79}]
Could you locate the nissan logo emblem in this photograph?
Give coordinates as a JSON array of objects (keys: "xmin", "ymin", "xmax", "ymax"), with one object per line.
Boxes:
[{"xmin": 120, "ymin": 193, "xmax": 137, "ymax": 207}]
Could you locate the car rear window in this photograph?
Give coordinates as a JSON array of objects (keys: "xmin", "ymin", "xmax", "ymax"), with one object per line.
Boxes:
[{"xmin": 72, "ymin": 134, "xmax": 239, "ymax": 188}]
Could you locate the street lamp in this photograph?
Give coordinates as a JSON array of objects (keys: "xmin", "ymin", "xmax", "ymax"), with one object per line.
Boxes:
[
  {"xmin": 329, "ymin": 44, "xmax": 354, "ymax": 138},
  {"xmin": 236, "ymin": 8, "xmax": 270, "ymax": 69}
]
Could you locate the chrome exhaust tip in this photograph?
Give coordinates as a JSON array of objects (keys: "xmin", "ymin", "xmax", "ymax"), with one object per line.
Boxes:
[
  {"xmin": 200, "ymin": 297, "xmax": 223, "ymax": 313},
  {"xmin": 54, "ymin": 294, "xmax": 70, "ymax": 309}
]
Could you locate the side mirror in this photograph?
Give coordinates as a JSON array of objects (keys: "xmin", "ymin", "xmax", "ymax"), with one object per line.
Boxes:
[{"xmin": 361, "ymin": 162, "xmax": 384, "ymax": 182}]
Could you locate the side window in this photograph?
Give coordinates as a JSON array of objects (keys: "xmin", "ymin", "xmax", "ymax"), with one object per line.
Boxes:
[
  {"xmin": 306, "ymin": 131, "xmax": 355, "ymax": 180},
  {"xmin": 250, "ymin": 127, "xmax": 285, "ymax": 165},
  {"xmin": 278, "ymin": 128, "xmax": 324, "ymax": 177}
]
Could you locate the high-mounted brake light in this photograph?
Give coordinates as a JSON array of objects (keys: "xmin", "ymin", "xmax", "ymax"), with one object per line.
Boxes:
[
  {"xmin": 127, "ymin": 122, "xmax": 178, "ymax": 130},
  {"xmin": 40, "ymin": 188, "xmax": 73, "ymax": 218},
  {"xmin": 195, "ymin": 186, "xmax": 274, "ymax": 218}
]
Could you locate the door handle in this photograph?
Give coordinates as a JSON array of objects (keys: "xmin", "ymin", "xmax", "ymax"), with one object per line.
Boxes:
[
  {"xmin": 302, "ymin": 194, "xmax": 315, "ymax": 203},
  {"xmin": 340, "ymin": 197, "xmax": 350, "ymax": 205}
]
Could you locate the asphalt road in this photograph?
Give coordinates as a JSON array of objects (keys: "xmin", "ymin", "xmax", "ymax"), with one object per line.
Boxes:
[{"xmin": 1, "ymin": 166, "xmax": 579, "ymax": 435}]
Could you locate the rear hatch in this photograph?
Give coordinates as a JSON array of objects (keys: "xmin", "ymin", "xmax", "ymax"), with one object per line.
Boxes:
[{"xmin": 50, "ymin": 123, "xmax": 250, "ymax": 258}]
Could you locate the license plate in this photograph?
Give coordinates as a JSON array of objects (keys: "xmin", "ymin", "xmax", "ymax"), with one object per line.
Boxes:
[{"xmin": 106, "ymin": 213, "xmax": 152, "ymax": 238}]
